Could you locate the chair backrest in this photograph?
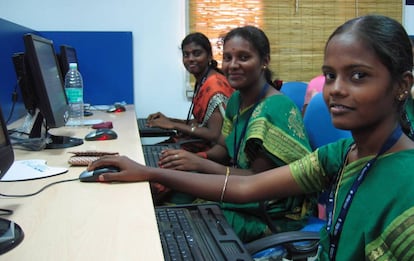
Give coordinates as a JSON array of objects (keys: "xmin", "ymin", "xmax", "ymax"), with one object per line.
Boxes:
[
  {"xmin": 280, "ymin": 81, "xmax": 308, "ymax": 110},
  {"xmin": 303, "ymin": 93, "xmax": 352, "ymax": 150}
]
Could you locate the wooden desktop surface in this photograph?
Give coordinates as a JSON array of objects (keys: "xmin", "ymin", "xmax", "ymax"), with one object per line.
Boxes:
[{"xmin": 1, "ymin": 105, "xmax": 164, "ymax": 260}]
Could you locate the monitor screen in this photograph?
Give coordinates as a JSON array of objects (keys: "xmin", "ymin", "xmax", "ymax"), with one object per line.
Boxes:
[
  {"xmin": 23, "ymin": 33, "xmax": 68, "ymax": 128},
  {"xmin": 16, "ymin": 33, "xmax": 83, "ymax": 149},
  {"xmin": 59, "ymin": 44, "xmax": 79, "ymax": 77},
  {"xmin": 0, "ymin": 107, "xmax": 14, "ymax": 178},
  {"xmin": 0, "ymin": 105, "xmax": 24, "ymax": 254}
]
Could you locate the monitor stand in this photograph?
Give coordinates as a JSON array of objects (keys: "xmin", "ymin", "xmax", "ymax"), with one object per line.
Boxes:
[
  {"xmin": 45, "ymin": 133, "xmax": 83, "ymax": 149},
  {"xmin": 0, "ymin": 217, "xmax": 24, "ymax": 254},
  {"xmin": 13, "ymin": 111, "xmax": 83, "ymax": 150}
]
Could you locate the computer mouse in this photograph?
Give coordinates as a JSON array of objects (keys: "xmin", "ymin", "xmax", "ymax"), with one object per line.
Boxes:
[
  {"xmin": 84, "ymin": 110, "xmax": 93, "ymax": 117},
  {"xmin": 84, "ymin": 128, "xmax": 118, "ymax": 141},
  {"xmin": 106, "ymin": 104, "xmax": 126, "ymax": 113},
  {"xmin": 79, "ymin": 166, "xmax": 120, "ymax": 182}
]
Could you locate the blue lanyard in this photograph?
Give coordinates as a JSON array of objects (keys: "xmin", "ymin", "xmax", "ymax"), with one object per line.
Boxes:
[
  {"xmin": 326, "ymin": 126, "xmax": 402, "ymax": 260},
  {"xmin": 231, "ymin": 83, "xmax": 269, "ymax": 167}
]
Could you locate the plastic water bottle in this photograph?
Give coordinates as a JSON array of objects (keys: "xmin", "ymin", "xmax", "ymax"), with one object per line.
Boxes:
[{"xmin": 64, "ymin": 63, "xmax": 84, "ymax": 126}]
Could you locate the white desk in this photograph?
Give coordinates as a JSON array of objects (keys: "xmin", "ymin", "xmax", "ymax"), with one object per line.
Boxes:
[{"xmin": 1, "ymin": 105, "xmax": 164, "ymax": 260}]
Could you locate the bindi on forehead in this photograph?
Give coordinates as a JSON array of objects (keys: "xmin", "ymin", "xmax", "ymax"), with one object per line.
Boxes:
[{"xmin": 224, "ymin": 38, "xmax": 255, "ymax": 53}]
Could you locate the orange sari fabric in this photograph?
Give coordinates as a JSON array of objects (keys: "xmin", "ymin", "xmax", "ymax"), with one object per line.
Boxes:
[{"xmin": 192, "ymin": 73, "xmax": 233, "ymax": 124}]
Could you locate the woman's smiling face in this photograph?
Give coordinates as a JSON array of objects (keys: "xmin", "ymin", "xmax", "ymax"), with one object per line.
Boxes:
[
  {"xmin": 221, "ymin": 36, "xmax": 264, "ymax": 90},
  {"xmin": 322, "ymin": 32, "xmax": 396, "ymax": 132},
  {"xmin": 182, "ymin": 42, "xmax": 210, "ymax": 76}
]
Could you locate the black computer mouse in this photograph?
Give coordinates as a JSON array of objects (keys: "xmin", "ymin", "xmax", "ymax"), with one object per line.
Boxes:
[
  {"xmin": 79, "ymin": 166, "xmax": 120, "ymax": 182},
  {"xmin": 85, "ymin": 128, "xmax": 118, "ymax": 141},
  {"xmin": 106, "ymin": 104, "xmax": 126, "ymax": 113}
]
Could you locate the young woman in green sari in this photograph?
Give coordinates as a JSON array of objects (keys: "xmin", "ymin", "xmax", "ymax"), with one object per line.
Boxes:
[{"xmin": 88, "ymin": 15, "xmax": 414, "ymax": 260}]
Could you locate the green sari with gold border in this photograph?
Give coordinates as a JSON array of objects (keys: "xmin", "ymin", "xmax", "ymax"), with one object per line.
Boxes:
[
  {"xmin": 406, "ymin": 96, "xmax": 414, "ymax": 130},
  {"xmin": 220, "ymin": 92, "xmax": 314, "ymax": 242},
  {"xmin": 291, "ymin": 139, "xmax": 414, "ymax": 260}
]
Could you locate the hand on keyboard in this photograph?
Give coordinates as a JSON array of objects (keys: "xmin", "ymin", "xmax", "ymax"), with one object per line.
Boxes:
[{"xmin": 158, "ymin": 149, "xmax": 203, "ymax": 171}]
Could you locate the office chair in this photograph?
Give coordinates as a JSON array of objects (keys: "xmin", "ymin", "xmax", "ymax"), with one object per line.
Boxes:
[
  {"xmin": 303, "ymin": 93, "xmax": 352, "ymax": 150},
  {"xmin": 246, "ymin": 231, "xmax": 321, "ymax": 260},
  {"xmin": 280, "ymin": 81, "xmax": 308, "ymax": 111},
  {"xmin": 246, "ymin": 214, "xmax": 323, "ymax": 260}
]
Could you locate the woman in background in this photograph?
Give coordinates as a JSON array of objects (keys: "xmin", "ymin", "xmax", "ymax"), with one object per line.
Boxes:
[
  {"xmin": 146, "ymin": 32, "xmax": 233, "ymax": 152},
  {"xmin": 302, "ymin": 74, "xmax": 325, "ymax": 115}
]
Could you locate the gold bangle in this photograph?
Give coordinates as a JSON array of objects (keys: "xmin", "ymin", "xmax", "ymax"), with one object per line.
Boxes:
[{"xmin": 220, "ymin": 167, "xmax": 230, "ymax": 203}]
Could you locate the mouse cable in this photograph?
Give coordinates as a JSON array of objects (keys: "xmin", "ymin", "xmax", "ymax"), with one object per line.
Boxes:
[
  {"xmin": 0, "ymin": 208, "xmax": 14, "ymax": 216},
  {"xmin": 0, "ymin": 178, "xmax": 79, "ymax": 198}
]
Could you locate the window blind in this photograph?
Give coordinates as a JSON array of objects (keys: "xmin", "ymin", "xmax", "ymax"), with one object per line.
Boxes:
[{"xmin": 189, "ymin": 0, "xmax": 402, "ymax": 82}]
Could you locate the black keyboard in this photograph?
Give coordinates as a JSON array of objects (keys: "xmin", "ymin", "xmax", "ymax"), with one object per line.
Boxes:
[
  {"xmin": 142, "ymin": 144, "xmax": 180, "ymax": 167},
  {"xmin": 137, "ymin": 118, "xmax": 149, "ymax": 129},
  {"xmin": 137, "ymin": 118, "xmax": 176, "ymax": 137},
  {"xmin": 155, "ymin": 204, "xmax": 253, "ymax": 261},
  {"xmin": 156, "ymin": 208, "xmax": 203, "ymax": 260}
]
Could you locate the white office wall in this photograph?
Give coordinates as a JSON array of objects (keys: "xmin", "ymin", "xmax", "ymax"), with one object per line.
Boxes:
[
  {"xmin": 403, "ymin": 4, "xmax": 414, "ymax": 35},
  {"xmin": 0, "ymin": 1, "xmax": 412, "ymax": 118},
  {"xmin": 0, "ymin": 0, "xmax": 190, "ymax": 118}
]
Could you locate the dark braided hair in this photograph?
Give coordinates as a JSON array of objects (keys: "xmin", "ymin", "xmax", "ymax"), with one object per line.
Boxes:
[{"xmin": 327, "ymin": 15, "xmax": 414, "ymax": 140}]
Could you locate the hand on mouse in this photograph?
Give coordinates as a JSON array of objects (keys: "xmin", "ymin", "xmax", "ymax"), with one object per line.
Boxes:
[{"xmin": 88, "ymin": 155, "xmax": 151, "ymax": 182}]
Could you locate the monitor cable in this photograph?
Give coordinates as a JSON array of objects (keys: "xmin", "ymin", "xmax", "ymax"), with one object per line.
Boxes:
[
  {"xmin": 0, "ymin": 178, "xmax": 79, "ymax": 198},
  {"xmin": 8, "ymin": 136, "xmax": 47, "ymax": 151},
  {"xmin": 6, "ymin": 81, "xmax": 20, "ymax": 125}
]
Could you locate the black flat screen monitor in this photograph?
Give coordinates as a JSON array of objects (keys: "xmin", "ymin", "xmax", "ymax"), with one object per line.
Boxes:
[
  {"xmin": 0, "ymin": 105, "xmax": 24, "ymax": 254},
  {"xmin": 11, "ymin": 52, "xmax": 37, "ymax": 116},
  {"xmin": 59, "ymin": 44, "xmax": 79, "ymax": 78},
  {"xmin": 21, "ymin": 33, "xmax": 83, "ymax": 149}
]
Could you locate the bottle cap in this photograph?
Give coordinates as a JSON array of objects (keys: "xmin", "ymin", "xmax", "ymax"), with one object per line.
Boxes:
[{"xmin": 69, "ymin": 63, "xmax": 78, "ymax": 69}]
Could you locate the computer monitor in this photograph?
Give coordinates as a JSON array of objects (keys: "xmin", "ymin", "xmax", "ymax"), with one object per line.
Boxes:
[
  {"xmin": 0, "ymin": 105, "xmax": 24, "ymax": 254},
  {"xmin": 11, "ymin": 52, "xmax": 37, "ymax": 116},
  {"xmin": 58, "ymin": 44, "xmax": 79, "ymax": 78},
  {"xmin": 14, "ymin": 33, "xmax": 83, "ymax": 149}
]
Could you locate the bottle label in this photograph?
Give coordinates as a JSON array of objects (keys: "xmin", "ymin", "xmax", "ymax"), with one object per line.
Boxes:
[{"xmin": 65, "ymin": 88, "xmax": 83, "ymax": 103}]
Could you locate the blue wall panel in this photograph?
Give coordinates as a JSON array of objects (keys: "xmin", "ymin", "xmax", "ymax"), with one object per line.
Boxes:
[
  {"xmin": 0, "ymin": 17, "xmax": 134, "ymax": 124},
  {"xmin": 0, "ymin": 18, "xmax": 36, "ymax": 123},
  {"xmin": 40, "ymin": 31, "xmax": 134, "ymax": 106}
]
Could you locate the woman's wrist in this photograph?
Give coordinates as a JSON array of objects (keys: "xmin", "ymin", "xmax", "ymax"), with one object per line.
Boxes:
[{"xmin": 197, "ymin": 151, "xmax": 208, "ymax": 159}]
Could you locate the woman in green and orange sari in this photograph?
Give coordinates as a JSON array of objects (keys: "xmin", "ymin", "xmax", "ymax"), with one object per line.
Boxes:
[{"xmin": 147, "ymin": 32, "xmax": 233, "ymax": 153}]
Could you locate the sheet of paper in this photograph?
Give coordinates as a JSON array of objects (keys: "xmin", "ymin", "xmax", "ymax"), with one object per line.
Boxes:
[
  {"xmin": 0, "ymin": 159, "xmax": 68, "ymax": 181},
  {"xmin": 65, "ymin": 119, "xmax": 103, "ymax": 126}
]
